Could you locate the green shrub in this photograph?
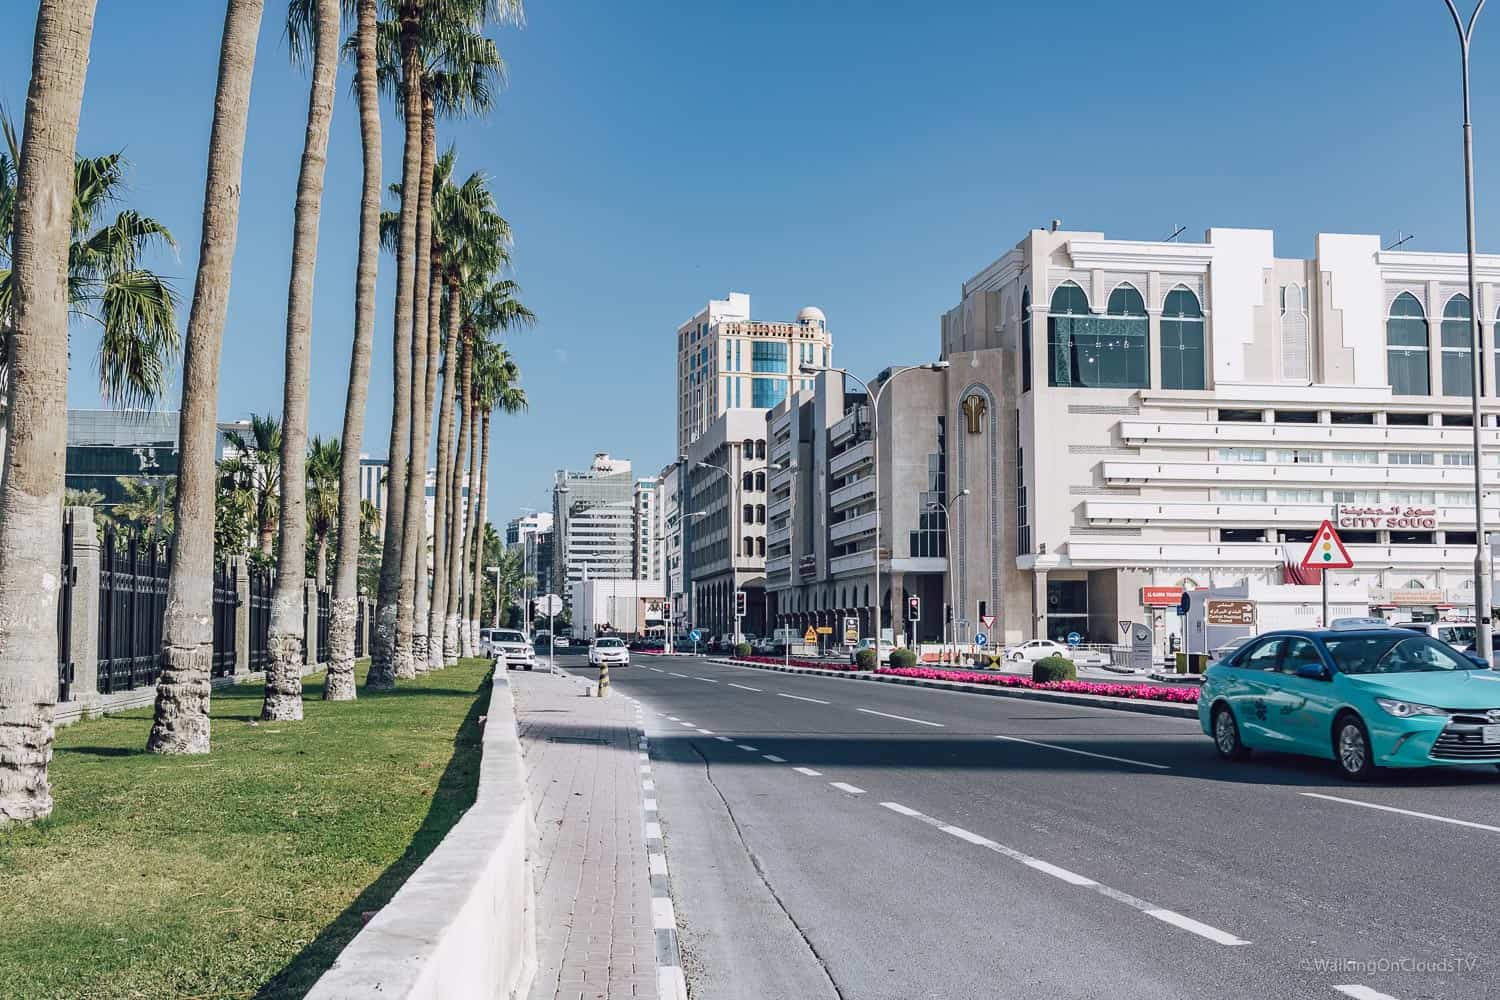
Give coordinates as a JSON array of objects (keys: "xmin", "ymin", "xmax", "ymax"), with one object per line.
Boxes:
[
  {"xmin": 1032, "ymin": 655, "xmax": 1077, "ymax": 683},
  {"xmin": 889, "ymin": 647, "xmax": 918, "ymax": 668},
  {"xmin": 733, "ymin": 642, "xmax": 752, "ymax": 658},
  {"xmin": 854, "ymin": 648, "xmax": 877, "ymax": 669}
]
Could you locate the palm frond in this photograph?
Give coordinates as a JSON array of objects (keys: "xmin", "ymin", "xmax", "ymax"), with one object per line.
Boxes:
[{"xmin": 97, "ymin": 269, "xmax": 182, "ymax": 410}]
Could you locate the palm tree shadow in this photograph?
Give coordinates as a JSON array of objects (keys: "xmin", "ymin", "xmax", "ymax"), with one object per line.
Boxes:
[
  {"xmin": 253, "ymin": 672, "xmax": 491, "ymax": 999},
  {"xmin": 56, "ymin": 745, "xmax": 144, "ymax": 758}
]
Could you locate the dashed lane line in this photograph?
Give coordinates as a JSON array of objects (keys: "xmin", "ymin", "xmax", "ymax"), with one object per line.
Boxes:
[
  {"xmin": 714, "ymin": 736, "xmax": 733, "ymax": 743},
  {"xmin": 829, "ymin": 782, "xmax": 866, "ymax": 795},
  {"xmin": 993, "ymin": 734, "xmax": 1170, "ymax": 771},
  {"xmin": 1301, "ymin": 792, "xmax": 1500, "ymax": 835},
  {"xmin": 694, "ymin": 677, "xmax": 719, "ymax": 683},
  {"xmin": 737, "ymin": 744, "xmax": 759, "ymax": 752},
  {"xmin": 1332, "ymin": 986, "xmax": 1400, "ymax": 1000},
  {"xmin": 776, "ymin": 692, "xmax": 830, "ymax": 705},
  {"xmin": 792, "ymin": 766, "xmax": 823, "ymax": 777},
  {"xmin": 877, "ymin": 801, "xmax": 1249, "ymax": 947},
  {"xmin": 857, "ymin": 707, "xmax": 945, "ymax": 728},
  {"xmin": 697, "ymin": 728, "xmax": 715, "ymax": 735},
  {"xmin": 668, "ymin": 672, "xmax": 688, "ymax": 678},
  {"xmin": 763, "ymin": 755, "xmax": 787, "ymax": 763},
  {"xmin": 727, "ymin": 683, "xmax": 762, "ymax": 692}
]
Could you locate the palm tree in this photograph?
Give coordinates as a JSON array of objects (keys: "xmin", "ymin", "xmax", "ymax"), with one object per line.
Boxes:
[
  {"xmin": 325, "ymin": 0, "xmax": 380, "ymax": 701},
  {"xmin": 221, "ymin": 413, "xmax": 282, "ymax": 556},
  {"xmin": 0, "ymin": 123, "xmax": 180, "ymax": 411},
  {"xmin": 0, "ymin": 0, "xmax": 100, "ymax": 825},
  {"xmin": 146, "ymin": 0, "xmax": 265, "ymax": 756},
  {"xmin": 306, "ymin": 435, "xmax": 340, "ymax": 587},
  {"xmin": 110, "ymin": 475, "xmax": 178, "ymax": 543},
  {"xmin": 468, "ymin": 340, "xmax": 525, "ymax": 646},
  {"xmin": 263, "ymin": 0, "xmax": 342, "ymax": 723}
]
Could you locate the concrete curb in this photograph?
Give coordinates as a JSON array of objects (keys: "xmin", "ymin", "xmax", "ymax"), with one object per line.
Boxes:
[
  {"xmin": 708, "ymin": 658, "xmax": 1200, "ymax": 720},
  {"xmin": 306, "ymin": 670, "xmax": 537, "ymax": 1000}
]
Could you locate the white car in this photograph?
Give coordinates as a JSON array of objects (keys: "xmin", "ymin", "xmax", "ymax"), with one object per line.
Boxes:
[
  {"xmin": 848, "ymin": 638, "xmax": 897, "ymax": 665},
  {"xmin": 489, "ymin": 628, "xmax": 536, "ymax": 670},
  {"xmin": 1004, "ymin": 638, "xmax": 1070, "ymax": 663},
  {"xmin": 589, "ymin": 636, "xmax": 630, "ymax": 667}
]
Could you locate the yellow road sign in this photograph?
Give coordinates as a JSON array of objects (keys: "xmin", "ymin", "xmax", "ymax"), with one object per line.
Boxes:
[
  {"xmin": 803, "ymin": 627, "xmax": 817, "ymax": 643},
  {"xmin": 816, "ymin": 626, "xmax": 833, "ymax": 634}
]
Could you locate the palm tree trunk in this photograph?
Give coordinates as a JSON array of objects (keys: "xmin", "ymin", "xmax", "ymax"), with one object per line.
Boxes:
[
  {"xmin": 263, "ymin": 0, "xmax": 338, "ymax": 722},
  {"xmin": 395, "ymin": 92, "xmax": 435, "ymax": 679},
  {"xmin": 368, "ymin": 3, "xmax": 424, "ymax": 690},
  {"xmin": 315, "ymin": 534, "xmax": 327, "ymax": 589},
  {"xmin": 426, "ymin": 274, "xmax": 459, "ymax": 669},
  {"xmin": 444, "ymin": 336, "xmax": 473, "ymax": 662},
  {"xmin": 325, "ymin": 0, "xmax": 379, "ymax": 702},
  {"xmin": 0, "ymin": 0, "xmax": 98, "ymax": 825},
  {"xmin": 415, "ymin": 253, "xmax": 442, "ymax": 669},
  {"xmin": 471, "ymin": 408, "xmax": 493, "ymax": 647},
  {"xmin": 462, "ymin": 388, "xmax": 482, "ymax": 655},
  {"xmin": 147, "ymin": 0, "xmax": 262, "ymax": 752},
  {"xmin": 259, "ymin": 516, "xmax": 275, "ymax": 556}
]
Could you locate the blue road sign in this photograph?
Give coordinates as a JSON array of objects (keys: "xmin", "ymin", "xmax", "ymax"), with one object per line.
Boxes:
[
  {"xmin": 1066, "ymin": 631, "xmax": 1082, "ymax": 647},
  {"xmin": 974, "ymin": 633, "xmax": 988, "ymax": 648},
  {"xmin": 688, "ymin": 629, "xmax": 702, "ymax": 643}
]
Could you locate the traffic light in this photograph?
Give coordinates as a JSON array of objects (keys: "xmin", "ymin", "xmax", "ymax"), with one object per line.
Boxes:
[
  {"xmin": 735, "ymin": 590, "xmax": 747, "ymax": 618},
  {"xmin": 908, "ymin": 595, "xmax": 921, "ymax": 622}
]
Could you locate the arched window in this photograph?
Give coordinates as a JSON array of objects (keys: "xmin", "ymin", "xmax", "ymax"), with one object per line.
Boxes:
[
  {"xmin": 1020, "ymin": 287, "xmax": 1032, "ymax": 393},
  {"xmin": 1441, "ymin": 294, "xmax": 1473, "ymax": 397},
  {"xmin": 743, "ymin": 504, "xmax": 754, "ymax": 524},
  {"xmin": 1280, "ymin": 284, "xmax": 1310, "ymax": 381},
  {"xmin": 1161, "ymin": 288, "xmax": 1205, "ymax": 390},
  {"xmin": 756, "ymin": 537, "xmax": 765, "ymax": 557},
  {"xmin": 1387, "ymin": 292, "xmax": 1429, "ymax": 396},
  {"xmin": 743, "ymin": 536, "xmax": 754, "ymax": 557},
  {"xmin": 742, "ymin": 439, "xmax": 754, "ymax": 459},
  {"xmin": 742, "ymin": 472, "xmax": 753, "ymax": 491},
  {"xmin": 1047, "ymin": 282, "xmax": 1149, "ymax": 388},
  {"xmin": 755, "ymin": 471, "xmax": 765, "ymax": 491},
  {"xmin": 756, "ymin": 504, "xmax": 766, "ymax": 523},
  {"xmin": 755, "ymin": 439, "xmax": 766, "ymax": 459}
]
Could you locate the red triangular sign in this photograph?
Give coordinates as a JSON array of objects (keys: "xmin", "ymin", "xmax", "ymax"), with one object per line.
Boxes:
[{"xmin": 1300, "ymin": 520, "xmax": 1355, "ymax": 570}]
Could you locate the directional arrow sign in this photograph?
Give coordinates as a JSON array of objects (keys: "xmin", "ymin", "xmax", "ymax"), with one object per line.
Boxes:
[{"xmin": 1300, "ymin": 519, "xmax": 1355, "ymax": 570}]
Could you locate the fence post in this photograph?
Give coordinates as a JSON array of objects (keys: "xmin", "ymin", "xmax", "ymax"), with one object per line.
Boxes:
[
  {"xmin": 303, "ymin": 578, "xmax": 319, "ymax": 667},
  {"xmin": 65, "ymin": 507, "xmax": 101, "ymax": 704},
  {"xmin": 234, "ymin": 559, "xmax": 251, "ymax": 676}
]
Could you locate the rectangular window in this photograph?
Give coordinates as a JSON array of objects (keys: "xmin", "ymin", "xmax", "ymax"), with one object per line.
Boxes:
[
  {"xmin": 1274, "ymin": 410, "xmax": 1319, "ymax": 423},
  {"xmin": 1387, "ymin": 412, "xmax": 1430, "ymax": 426},
  {"xmin": 1220, "ymin": 528, "xmax": 1267, "ymax": 542},
  {"xmin": 1388, "ymin": 490, "xmax": 1437, "ymax": 504},
  {"xmin": 1047, "ymin": 314, "xmax": 1149, "ymax": 389},
  {"xmin": 1016, "ymin": 419, "xmax": 1029, "ymax": 556},
  {"xmin": 1329, "ymin": 450, "xmax": 1379, "ymax": 465},
  {"xmin": 1330, "ymin": 411, "xmax": 1376, "ymax": 424},
  {"xmin": 1388, "ymin": 451, "xmax": 1435, "ymax": 465},
  {"xmin": 1218, "ymin": 448, "xmax": 1267, "ymax": 463},
  {"xmin": 1441, "ymin": 413, "xmax": 1473, "ymax": 427},
  {"xmin": 1217, "ymin": 409, "xmax": 1264, "ymax": 423},
  {"xmin": 1442, "ymin": 452, "xmax": 1473, "ymax": 466},
  {"xmin": 1271, "ymin": 449, "xmax": 1322, "ymax": 464},
  {"xmin": 752, "ymin": 378, "xmax": 787, "ymax": 408},
  {"xmin": 725, "ymin": 342, "xmax": 733, "ymax": 371},
  {"xmin": 1215, "ymin": 488, "xmax": 1268, "ymax": 503},
  {"xmin": 1273, "ymin": 489, "xmax": 1325, "ymax": 503},
  {"xmin": 752, "ymin": 341, "xmax": 789, "ymax": 374},
  {"xmin": 1443, "ymin": 490, "xmax": 1476, "ymax": 505},
  {"xmin": 1332, "ymin": 489, "xmax": 1381, "ymax": 504}
]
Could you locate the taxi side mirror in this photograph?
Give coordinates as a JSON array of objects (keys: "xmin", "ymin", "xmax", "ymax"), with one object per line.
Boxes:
[{"xmin": 1295, "ymin": 663, "xmax": 1330, "ymax": 681}]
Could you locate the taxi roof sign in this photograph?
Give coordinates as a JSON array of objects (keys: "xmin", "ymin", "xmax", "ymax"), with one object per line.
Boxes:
[{"xmin": 1299, "ymin": 519, "xmax": 1354, "ymax": 570}]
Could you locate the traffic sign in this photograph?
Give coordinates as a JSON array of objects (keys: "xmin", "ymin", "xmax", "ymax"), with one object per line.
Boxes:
[
  {"xmin": 843, "ymin": 617, "xmax": 859, "ymax": 643},
  {"xmin": 907, "ymin": 596, "xmax": 921, "ymax": 622},
  {"xmin": 974, "ymin": 633, "xmax": 988, "ymax": 648},
  {"xmin": 735, "ymin": 590, "xmax": 747, "ymax": 618},
  {"xmin": 980, "ymin": 614, "xmax": 995, "ymax": 631},
  {"xmin": 1176, "ymin": 591, "xmax": 1191, "ymax": 617},
  {"xmin": 688, "ymin": 628, "xmax": 702, "ymax": 643},
  {"xmin": 536, "ymin": 594, "xmax": 563, "ymax": 616},
  {"xmin": 1066, "ymin": 631, "xmax": 1082, "ymax": 647},
  {"xmin": 803, "ymin": 626, "xmax": 817, "ymax": 643},
  {"xmin": 1301, "ymin": 520, "xmax": 1355, "ymax": 570}
]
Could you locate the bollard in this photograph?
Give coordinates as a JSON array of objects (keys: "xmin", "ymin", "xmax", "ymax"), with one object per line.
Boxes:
[{"xmin": 597, "ymin": 661, "xmax": 610, "ymax": 698}]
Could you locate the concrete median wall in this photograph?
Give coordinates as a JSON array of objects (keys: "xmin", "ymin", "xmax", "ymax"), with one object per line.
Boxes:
[{"xmin": 306, "ymin": 671, "xmax": 536, "ymax": 1000}]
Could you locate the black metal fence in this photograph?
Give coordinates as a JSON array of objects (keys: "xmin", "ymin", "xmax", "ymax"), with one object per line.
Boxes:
[
  {"xmin": 248, "ymin": 565, "xmax": 273, "ymax": 671},
  {"xmin": 57, "ymin": 516, "xmax": 77, "ymax": 702},
  {"xmin": 97, "ymin": 527, "xmax": 170, "ymax": 694},
  {"xmin": 315, "ymin": 588, "xmax": 330, "ymax": 663},
  {"xmin": 354, "ymin": 599, "xmax": 367, "ymax": 658},
  {"xmin": 212, "ymin": 561, "xmax": 239, "ymax": 678}
]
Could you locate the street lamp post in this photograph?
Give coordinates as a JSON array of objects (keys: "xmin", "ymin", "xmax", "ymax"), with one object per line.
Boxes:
[
  {"xmin": 1443, "ymin": 0, "xmax": 1493, "ymax": 660},
  {"xmin": 487, "ymin": 565, "xmax": 501, "ymax": 629},
  {"xmin": 928, "ymin": 488, "xmax": 970, "ymax": 662},
  {"xmin": 801, "ymin": 361, "xmax": 951, "ymax": 664}
]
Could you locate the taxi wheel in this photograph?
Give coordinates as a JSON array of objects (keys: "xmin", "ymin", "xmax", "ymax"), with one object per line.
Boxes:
[
  {"xmin": 1211, "ymin": 705, "xmax": 1250, "ymax": 760},
  {"xmin": 1334, "ymin": 713, "xmax": 1377, "ymax": 782}
]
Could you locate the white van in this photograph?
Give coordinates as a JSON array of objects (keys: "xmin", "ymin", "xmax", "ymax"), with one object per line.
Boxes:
[{"xmin": 1393, "ymin": 620, "xmax": 1480, "ymax": 652}]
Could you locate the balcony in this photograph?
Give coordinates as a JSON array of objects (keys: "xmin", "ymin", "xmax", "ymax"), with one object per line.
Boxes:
[
  {"xmin": 1083, "ymin": 499, "xmax": 1498, "ymax": 527},
  {"xmin": 768, "ymin": 492, "xmax": 792, "ymax": 520},
  {"xmin": 1064, "ymin": 539, "xmax": 1495, "ymax": 571},
  {"xmin": 829, "ymin": 510, "xmax": 876, "ymax": 543},
  {"xmin": 828, "ymin": 439, "xmax": 873, "ymax": 478},
  {"xmin": 830, "ymin": 476, "xmax": 875, "ymax": 511},
  {"xmin": 1100, "ymin": 461, "xmax": 1498, "ymax": 489},
  {"xmin": 830, "ymin": 405, "xmax": 870, "ymax": 446},
  {"xmin": 829, "ymin": 549, "xmax": 876, "ymax": 575},
  {"xmin": 765, "ymin": 552, "xmax": 791, "ymax": 574},
  {"xmin": 1118, "ymin": 418, "xmax": 1500, "ymax": 450},
  {"xmin": 766, "ymin": 520, "xmax": 791, "ymax": 545}
]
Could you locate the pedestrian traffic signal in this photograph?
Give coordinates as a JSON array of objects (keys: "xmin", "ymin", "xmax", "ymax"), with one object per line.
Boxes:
[
  {"xmin": 908, "ymin": 596, "xmax": 921, "ymax": 622},
  {"xmin": 735, "ymin": 590, "xmax": 747, "ymax": 618}
]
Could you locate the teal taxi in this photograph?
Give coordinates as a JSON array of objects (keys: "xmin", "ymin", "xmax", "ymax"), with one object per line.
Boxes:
[{"xmin": 1199, "ymin": 622, "xmax": 1500, "ymax": 780}]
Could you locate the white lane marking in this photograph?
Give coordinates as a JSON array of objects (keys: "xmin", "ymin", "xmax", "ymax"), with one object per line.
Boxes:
[
  {"xmin": 695, "ymin": 677, "xmax": 719, "ymax": 683},
  {"xmin": 1301, "ymin": 792, "xmax": 1500, "ymax": 834},
  {"xmin": 830, "ymin": 782, "xmax": 866, "ymax": 795},
  {"xmin": 659, "ymin": 967, "xmax": 688, "ymax": 1000},
  {"xmin": 649, "ymin": 853, "xmax": 668, "ymax": 876},
  {"xmin": 792, "ymin": 766, "xmax": 823, "ymax": 777},
  {"xmin": 638, "ymin": 752, "xmax": 649, "ymax": 761},
  {"xmin": 697, "ymin": 728, "xmax": 715, "ymax": 735},
  {"xmin": 994, "ymin": 734, "xmax": 1170, "ymax": 770},
  {"xmin": 728, "ymin": 683, "xmax": 762, "ymax": 692},
  {"xmin": 878, "ymin": 802, "xmax": 1249, "ymax": 946},
  {"xmin": 649, "ymin": 667, "xmax": 664, "ymax": 672},
  {"xmin": 666, "ymin": 716, "xmax": 679, "ymax": 721},
  {"xmin": 651, "ymin": 896, "xmax": 676, "ymax": 929},
  {"xmin": 1332, "ymin": 986, "xmax": 1400, "ymax": 1000},
  {"xmin": 737, "ymin": 744, "xmax": 759, "ymax": 752},
  {"xmin": 640, "ymin": 765, "xmax": 652, "ymax": 774},
  {"xmin": 714, "ymin": 735, "xmax": 733, "ymax": 742},
  {"xmin": 669, "ymin": 672, "xmax": 688, "ymax": 678},
  {"xmin": 777, "ymin": 692, "xmax": 830, "ymax": 705},
  {"xmin": 644, "ymin": 798, "xmax": 658, "ymax": 811},
  {"xmin": 642, "ymin": 780, "xmax": 655, "ymax": 791},
  {"xmin": 645, "ymin": 821, "xmax": 663, "ymax": 840},
  {"xmin": 762, "ymin": 754, "xmax": 787, "ymax": 763},
  {"xmin": 678, "ymin": 721, "xmax": 695, "ymax": 728},
  {"xmin": 858, "ymin": 707, "xmax": 945, "ymax": 728}
]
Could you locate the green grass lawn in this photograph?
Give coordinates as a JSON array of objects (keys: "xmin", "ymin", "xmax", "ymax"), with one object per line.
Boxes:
[{"xmin": 0, "ymin": 659, "xmax": 494, "ymax": 1000}]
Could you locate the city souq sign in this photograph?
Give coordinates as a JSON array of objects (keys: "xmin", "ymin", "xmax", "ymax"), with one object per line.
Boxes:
[{"xmin": 1335, "ymin": 504, "xmax": 1438, "ymax": 531}]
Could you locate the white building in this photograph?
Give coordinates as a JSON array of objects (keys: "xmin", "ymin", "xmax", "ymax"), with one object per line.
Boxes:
[
  {"xmin": 633, "ymin": 476, "xmax": 661, "ymax": 583},
  {"xmin": 359, "ymin": 454, "xmax": 476, "ymax": 554},
  {"xmin": 681, "ymin": 410, "xmax": 771, "ymax": 637},
  {"xmin": 552, "ymin": 454, "xmax": 643, "ymax": 610},
  {"xmin": 676, "ymin": 292, "xmax": 835, "ymax": 454}
]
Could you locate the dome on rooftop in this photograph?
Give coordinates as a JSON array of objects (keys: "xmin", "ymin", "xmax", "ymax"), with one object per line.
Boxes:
[{"xmin": 797, "ymin": 306, "xmax": 826, "ymax": 325}]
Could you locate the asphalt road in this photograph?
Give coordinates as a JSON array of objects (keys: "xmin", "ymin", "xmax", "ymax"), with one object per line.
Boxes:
[{"xmin": 554, "ymin": 652, "xmax": 1500, "ymax": 1000}]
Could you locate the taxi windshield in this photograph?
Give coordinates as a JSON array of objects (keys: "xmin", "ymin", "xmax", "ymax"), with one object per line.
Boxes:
[{"xmin": 1323, "ymin": 634, "xmax": 1481, "ymax": 675}]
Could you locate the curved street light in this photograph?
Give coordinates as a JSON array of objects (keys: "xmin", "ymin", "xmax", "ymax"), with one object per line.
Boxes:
[
  {"xmin": 928, "ymin": 487, "xmax": 970, "ymax": 660},
  {"xmin": 801, "ymin": 361, "xmax": 950, "ymax": 661}
]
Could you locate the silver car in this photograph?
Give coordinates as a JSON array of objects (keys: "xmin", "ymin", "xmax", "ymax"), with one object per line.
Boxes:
[{"xmin": 489, "ymin": 628, "xmax": 536, "ymax": 670}]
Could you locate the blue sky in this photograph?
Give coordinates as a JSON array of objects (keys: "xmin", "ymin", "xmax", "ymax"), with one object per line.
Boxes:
[{"xmin": 6, "ymin": 0, "xmax": 1500, "ymax": 526}]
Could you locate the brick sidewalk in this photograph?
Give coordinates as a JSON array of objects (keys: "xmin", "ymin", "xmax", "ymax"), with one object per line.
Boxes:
[{"xmin": 515, "ymin": 669, "xmax": 658, "ymax": 1000}]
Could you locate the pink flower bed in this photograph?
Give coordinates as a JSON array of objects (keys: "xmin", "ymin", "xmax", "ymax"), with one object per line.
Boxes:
[
  {"xmin": 732, "ymin": 655, "xmax": 862, "ymax": 672},
  {"xmin": 875, "ymin": 666, "xmax": 1200, "ymax": 704}
]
